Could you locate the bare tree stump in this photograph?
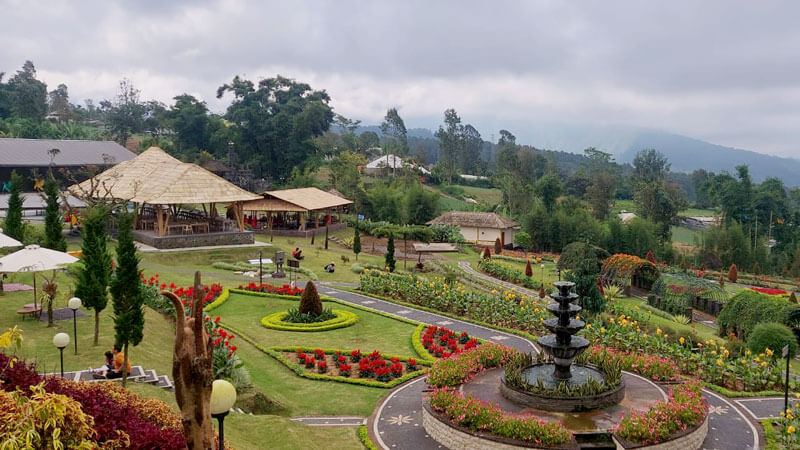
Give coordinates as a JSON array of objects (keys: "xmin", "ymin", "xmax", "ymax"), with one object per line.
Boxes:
[{"xmin": 161, "ymin": 272, "xmax": 214, "ymax": 449}]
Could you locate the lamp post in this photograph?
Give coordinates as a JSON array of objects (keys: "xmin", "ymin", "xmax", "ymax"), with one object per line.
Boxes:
[
  {"xmin": 52, "ymin": 333, "xmax": 69, "ymax": 377},
  {"xmin": 211, "ymin": 379, "xmax": 237, "ymax": 450},
  {"xmin": 68, "ymin": 297, "xmax": 81, "ymax": 355}
]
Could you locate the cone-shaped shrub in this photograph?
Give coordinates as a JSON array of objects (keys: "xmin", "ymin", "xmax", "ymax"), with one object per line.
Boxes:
[
  {"xmin": 385, "ymin": 233, "xmax": 396, "ymax": 272},
  {"xmin": 525, "ymin": 259, "xmax": 533, "ymax": 277},
  {"xmin": 299, "ymin": 281, "xmax": 322, "ymax": 317},
  {"xmin": 494, "ymin": 238, "xmax": 502, "ymax": 255},
  {"xmin": 482, "ymin": 246, "xmax": 491, "ymax": 259},
  {"xmin": 728, "ymin": 264, "xmax": 738, "ymax": 282}
]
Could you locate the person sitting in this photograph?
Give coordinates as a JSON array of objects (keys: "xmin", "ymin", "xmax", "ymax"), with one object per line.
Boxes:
[
  {"xmin": 106, "ymin": 345, "xmax": 131, "ymax": 379},
  {"xmin": 91, "ymin": 351, "xmax": 115, "ymax": 379},
  {"xmin": 324, "ymin": 262, "xmax": 335, "ymax": 273},
  {"xmin": 292, "ymin": 247, "xmax": 304, "ymax": 260}
]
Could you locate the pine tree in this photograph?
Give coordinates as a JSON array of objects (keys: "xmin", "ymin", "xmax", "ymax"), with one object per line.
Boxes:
[
  {"xmin": 74, "ymin": 206, "xmax": 112, "ymax": 346},
  {"xmin": 111, "ymin": 213, "xmax": 145, "ymax": 387},
  {"xmin": 353, "ymin": 223, "xmax": 361, "ymax": 261},
  {"xmin": 43, "ymin": 176, "xmax": 67, "ymax": 251},
  {"xmin": 728, "ymin": 264, "xmax": 738, "ymax": 282},
  {"xmin": 299, "ymin": 281, "xmax": 322, "ymax": 316},
  {"xmin": 494, "ymin": 237, "xmax": 502, "ymax": 255},
  {"xmin": 525, "ymin": 259, "xmax": 533, "ymax": 277},
  {"xmin": 385, "ymin": 233, "xmax": 396, "ymax": 272},
  {"xmin": 4, "ymin": 171, "xmax": 24, "ymax": 241}
]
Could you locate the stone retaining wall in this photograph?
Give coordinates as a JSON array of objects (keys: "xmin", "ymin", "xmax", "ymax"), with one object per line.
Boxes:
[
  {"xmin": 133, "ymin": 230, "xmax": 254, "ymax": 249},
  {"xmin": 612, "ymin": 415, "xmax": 708, "ymax": 450}
]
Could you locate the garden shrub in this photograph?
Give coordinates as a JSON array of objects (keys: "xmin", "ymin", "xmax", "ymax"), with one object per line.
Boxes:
[
  {"xmin": 299, "ymin": 281, "xmax": 323, "ymax": 316},
  {"xmin": 615, "ymin": 381, "xmax": 706, "ymax": 445},
  {"xmin": 718, "ymin": 290, "xmax": 800, "ymax": 340},
  {"xmin": 494, "ymin": 237, "xmax": 502, "ymax": 254},
  {"xmin": 284, "ymin": 307, "xmax": 337, "ymax": 323},
  {"xmin": 427, "ymin": 343, "xmax": 516, "ymax": 387},
  {"xmin": 747, "ymin": 322, "xmax": 798, "ymax": 359},
  {"xmin": 525, "ymin": 259, "xmax": 532, "ymax": 277}
]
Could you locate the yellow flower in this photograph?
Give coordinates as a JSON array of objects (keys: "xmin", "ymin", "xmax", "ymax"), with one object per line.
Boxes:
[
  {"xmin": 788, "ymin": 425, "xmax": 796, "ymax": 434},
  {"xmin": 717, "ymin": 359, "xmax": 723, "ymax": 367},
  {"xmin": 712, "ymin": 350, "xmax": 717, "ymax": 355},
  {"xmin": 643, "ymin": 333, "xmax": 647, "ymax": 339},
  {"xmin": 656, "ymin": 328, "xmax": 662, "ymax": 335},
  {"xmin": 761, "ymin": 361, "xmax": 768, "ymax": 367},
  {"xmin": 663, "ymin": 334, "xmax": 668, "ymax": 339},
  {"xmin": 679, "ymin": 337, "xmax": 685, "ymax": 345},
  {"xmin": 600, "ymin": 327, "xmax": 606, "ymax": 334},
  {"xmin": 766, "ymin": 348, "xmax": 774, "ymax": 357},
  {"xmin": 586, "ymin": 324, "xmax": 592, "ymax": 329},
  {"xmin": 741, "ymin": 359, "xmax": 747, "ymax": 364},
  {"xmin": 795, "ymin": 393, "xmax": 800, "ymax": 399},
  {"xmin": 746, "ymin": 350, "xmax": 752, "ymax": 356},
  {"xmin": 634, "ymin": 305, "xmax": 640, "ymax": 310},
  {"xmin": 697, "ymin": 342, "xmax": 703, "ymax": 348},
  {"xmin": 609, "ymin": 318, "xmax": 615, "ymax": 324}
]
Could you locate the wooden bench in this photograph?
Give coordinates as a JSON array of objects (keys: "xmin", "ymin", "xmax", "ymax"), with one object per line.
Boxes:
[{"xmin": 17, "ymin": 305, "xmax": 41, "ymax": 319}]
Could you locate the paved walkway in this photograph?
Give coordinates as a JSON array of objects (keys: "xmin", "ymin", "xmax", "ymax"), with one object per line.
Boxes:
[{"xmin": 307, "ymin": 284, "xmax": 762, "ymax": 449}]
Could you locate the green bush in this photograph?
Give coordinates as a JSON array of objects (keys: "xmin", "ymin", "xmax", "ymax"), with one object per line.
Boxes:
[
  {"xmin": 284, "ymin": 307, "xmax": 337, "ymax": 323},
  {"xmin": 299, "ymin": 281, "xmax": 322, "ymax": 316},
  {"xmin": 747, "ymin": 322, "xmax": 797, "ymax": 359},
  {"xmin": 718, "ymin": 290, "xmax": 800, "ymax": 340}
]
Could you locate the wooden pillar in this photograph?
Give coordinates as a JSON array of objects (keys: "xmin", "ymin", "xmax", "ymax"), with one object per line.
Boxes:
[
  {"xmin": 268, "ymin": 212, "xmax": 274, "ymax": 242},
  {"xmin": 233, "ymin": 202, "xmax": 245, "ymax": 231},
  {"xmin": 155, "ymin": 204, "xmax": 164, "ymax": 236}
]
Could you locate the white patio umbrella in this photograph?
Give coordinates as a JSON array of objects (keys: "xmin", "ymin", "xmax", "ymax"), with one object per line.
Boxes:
[
  {"xmin": 0, "ymin": 228, "xmax": 22, "ymax": 248},
  {"xmin": 0, "ymin": 245, "xmax": 79, "ymax": 310}
]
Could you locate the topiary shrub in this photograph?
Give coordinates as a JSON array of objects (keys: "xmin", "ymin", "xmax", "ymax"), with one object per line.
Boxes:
[
  {"xmin": 299, "ymin": 281, "xmax": 323, "ymax": 317},
  {"xmin": 747, "ymin": 322, "xmax": 797, "ymax": 359},
  {"xmin": 482, "ymin": 246, "xmax": 491, "ymax": 259},
  {"xmin": 728, "ymin": 264, "xmax": 738, "ymax": 282},
  {"xmin": 494, "ymin": 237, "xmax": 502, "ymax": 255},
  {"xmin": 790, "ymin": 292, "xmax": 798, "ymax": 304},
  {"xmin": 525, "ymin": 259, "xmax": 533, "ymax": 277}
]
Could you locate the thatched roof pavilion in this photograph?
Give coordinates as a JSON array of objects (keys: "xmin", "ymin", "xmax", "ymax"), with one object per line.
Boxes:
[
  {"xmin": 240, "ymin": 187, "xmax": 352, "ymax": 234},
  {"xmin": 69, "ymin": 147, "xmax": 260, "ymax": 236}
]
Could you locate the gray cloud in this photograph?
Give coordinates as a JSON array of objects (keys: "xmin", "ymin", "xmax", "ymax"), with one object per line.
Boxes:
[{"xmin": 0, "ymin": 0, "xmax": 798, "ymax": 157}]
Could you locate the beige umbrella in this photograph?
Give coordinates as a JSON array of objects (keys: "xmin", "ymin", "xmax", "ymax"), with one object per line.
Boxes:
[
  {"xmin": 0, "ymin": 229, "xmax": 22, "ymax": 248},
  {"xmin": 0, "ymin": 245, "xmax": 79, "ymax": 310}
]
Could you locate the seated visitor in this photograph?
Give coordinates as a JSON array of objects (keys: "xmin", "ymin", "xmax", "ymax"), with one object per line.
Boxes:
[
  {"xmin": 292, "ymin": 247, "xmax": 304, "ymax": 260},
  {"xmin": 92, "ymin": 351, "xmax": 115, "ymax": 379},
  {"xmin": 106, "ymin": 345, "xmax": 132, "ymax": 379},
  {"xmin": 324, "ymin": 262, "xmax": 335, "ymax": 273}
]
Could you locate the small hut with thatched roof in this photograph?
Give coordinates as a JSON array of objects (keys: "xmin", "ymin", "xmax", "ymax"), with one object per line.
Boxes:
[
  {"xmin": 427, "ymin": 211, "xmax": 519, "ymax": 246},
  {"xmin": 239, "ymin": 187, "xmax": 352, "ymax": 237},
  {"xmin": 69, "ymin": 147, "xmax": 261, "ymax": 249}
]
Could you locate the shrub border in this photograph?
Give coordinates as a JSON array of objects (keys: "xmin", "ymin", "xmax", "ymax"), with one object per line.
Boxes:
[
  {"xmin": 260, "ymin": 309, "xmax": 359, "ymax": 332},
  {"xmin": 203, "ymin": 288, "xmax": 231, "ymax": 313},
  {"xmin": 357, "ymin": 424, "xmax": 378, "ymax": 450}
]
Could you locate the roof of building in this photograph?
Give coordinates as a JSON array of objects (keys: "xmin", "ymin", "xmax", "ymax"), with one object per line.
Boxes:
[
  {"xmin": 241, "ymin": 187, "xmax": 352, "ymax": 212},
  {"xmin": 427, "ymin": 211, "xmax": 519, "ymax": 229},
  {"xmin": 0, "ymin": 138, "xmax": 136, "ymax": 167},
  {"xmin": 412, "ymin": 243, "xmax": 458, "ymax": 253},
  {"xmin": 0, "ymin": 193, "xmax": 86, "ymax": 210},
  {"xmin": 365, "ymin": 154, "xmax": 431, "ymax": 174},
  {"xmin": 69, "ymin": 147, "xmax": 260, "ymax": 204},
  {"xmin": 618, "ymin": 211, "xmax": 637, "ymax": 223}
]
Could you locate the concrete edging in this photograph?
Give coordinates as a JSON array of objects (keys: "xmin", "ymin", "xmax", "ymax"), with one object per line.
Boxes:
[{"xmin": 612, "ymin": 414, "xmax": 709, "ymax": 450}]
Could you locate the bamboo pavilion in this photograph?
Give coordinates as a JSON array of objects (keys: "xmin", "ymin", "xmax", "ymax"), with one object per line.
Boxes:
[
  {"xmin": 240, "ymin": 187, "xmax": 352, "ymax": 237},
  {"xmin": 69, "ymin": 147, "xmax": 261, "ymax": 248}
]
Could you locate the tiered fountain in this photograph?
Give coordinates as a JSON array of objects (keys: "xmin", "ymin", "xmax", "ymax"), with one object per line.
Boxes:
[{"xmin": 500, "ymin": 281, "xmax": 625, "ymax": 411}]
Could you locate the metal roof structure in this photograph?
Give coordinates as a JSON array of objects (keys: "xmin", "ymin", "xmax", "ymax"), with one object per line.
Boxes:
[{"xmin": 0, "ymin": 138, "xmax": 135, "ymax": 167}]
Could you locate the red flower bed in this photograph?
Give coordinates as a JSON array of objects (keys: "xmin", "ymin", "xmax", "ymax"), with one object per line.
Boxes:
[
  {"xmin": 749, "ymin": 287, "xmax": 788, "ymax": 296},
  {"xmin": 286, "ymin": 349, "xmax": 419, "ymax": 383},
  {"xmin": 237, "ymin": 282, "xmax": 303, "ymax": 296},
  {"xmin": 0, "ymin": 354, "xmax": 186, "ymax": 448},
  {"xmin": 421, "ymin": 326, "xmax": 479, "ymax": 358}
]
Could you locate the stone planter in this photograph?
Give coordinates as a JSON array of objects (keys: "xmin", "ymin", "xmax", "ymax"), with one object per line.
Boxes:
[
  {"xmin": 612, "ymin": 414, "xmax": 708, "ymax": 450},
  {"xmin": 422, "ymin": 402, "xmax": 579, "ymax": 450}
]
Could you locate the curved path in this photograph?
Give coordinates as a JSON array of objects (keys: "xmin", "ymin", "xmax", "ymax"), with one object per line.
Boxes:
[
  {"xmin": 457, "ymin": 260, "xmax": 541, "ymax": 298},
  {"xmin": 308, "ymin": 284, "xmax": 761, "ymax": 449}
]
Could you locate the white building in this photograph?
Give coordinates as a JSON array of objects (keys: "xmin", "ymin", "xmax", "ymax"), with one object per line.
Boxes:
[
  {"xmin": 427, "ymin": 211, "xmax": 519, "ymax": 246},
  {"xmin": 363, "ymin": 154, "xmax": 430, "ymax": 176}
]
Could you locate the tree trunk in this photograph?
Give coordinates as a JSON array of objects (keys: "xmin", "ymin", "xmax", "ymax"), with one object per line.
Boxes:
[
  {"xmin": 122, "ymin": 342, "xmax": 129, "ymax": 388},
  {"xmin": 47, "ymin": 298, "xmax": 54, "ymax": 327},
  {"xmin": 94, "ymin": 310, "xmax": 100, "ymax": 346},
  {"xmin": 162, "ymin": 272, "xmax": 214, "ymax": 450}
]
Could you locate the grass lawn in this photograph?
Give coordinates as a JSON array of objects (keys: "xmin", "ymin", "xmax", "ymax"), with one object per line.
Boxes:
[
  {"xmin": 213, "ymin": 292, "xmax": 418, "ymax": 356},
  {"xmin": 127, "ymin": 383, "xmax": 363, "ymax": 450},
  {"xmin": 471, "ymin": 257, "xmax": 561, "ymax": 286},
  {"xmin": 458, "ymin": 186, "xmax": 503, "ymax": 206},
  {"xmin": 671, "ymin": 225, "xmax": 700, "ymax": 246}
]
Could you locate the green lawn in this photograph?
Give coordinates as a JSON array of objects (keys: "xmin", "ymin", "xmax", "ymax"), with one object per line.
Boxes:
[
  {"xmin": 458, "ymin": 186, "xmax": 503, "ymax": 206},
  {"xmin": 671, "ymin": 225, "xmax": 700, "ymax": 246}
]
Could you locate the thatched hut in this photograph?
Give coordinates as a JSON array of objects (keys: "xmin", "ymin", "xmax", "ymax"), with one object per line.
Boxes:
[
  {"xmin": 427, "ymin": 211, "xmax": 518, "ymax": 246},
  {"xmin": 239, "ymin": 187, "xmax": 352, "ymax": 237}
]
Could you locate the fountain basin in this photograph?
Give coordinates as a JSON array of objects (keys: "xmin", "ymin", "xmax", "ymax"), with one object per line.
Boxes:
[{"xmin": 501, "ymin": 363, "xmax": 626, "ymax": 412}]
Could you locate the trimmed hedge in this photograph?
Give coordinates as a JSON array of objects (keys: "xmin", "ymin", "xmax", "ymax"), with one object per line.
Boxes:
[
  {"xmin": 357, "ymin": 425, "xmax": 377, "ymax": 450},
  {"xmin": 203, "ymin": 288, "xmax": 231, "ymax": 312},
  {"xmin": 718, "ymin": 290, "xmax": 800, "ymax": 340},
  {"xmin": 411, "ymin": 324, "xmax": 438, "ymax": 363},
  {"xmin": 748, "ymin": 322, "xmax": 798, "ymax": 359},
  {"xmin": 261, "ymin": 309, "xmax": 359, "ymax": 332}
]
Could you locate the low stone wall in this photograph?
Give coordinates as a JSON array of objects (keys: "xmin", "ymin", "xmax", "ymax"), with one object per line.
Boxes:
[
  {"xmin": 500, "ymin": 367, "xmax": 626, "ymax": 412},
  {"xmin": 133, "ymin": 230, "xmax": 254, "ymax": 249},
  {"xmin": 422, "ymin": 403, "xmax": 577, "ymax": 450},
  {"xmin": 256, "ymin": 222, "xmax": 347, "ymax": 238},
  {"xmin": 612, "ymin": 415, "xmax": 708, "ymax": 450}
]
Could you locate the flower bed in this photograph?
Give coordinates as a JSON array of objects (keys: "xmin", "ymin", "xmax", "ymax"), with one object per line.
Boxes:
[
  {"xmin": 261, "ymin": 309, "xmax": 359, "ymax": 332},
  {"xmin": 0, "ymin": 354, "xmax": 186, "ymax": 448},
  {"xmin": 419, "ymin": 325, "xmax": 480, "ymax": 358},
  {"xmin": 477, "ymin": 259, "xmax": 544, "ymax": 290},
  {"xmin": 771, "ymin": 393, "xmax": 800, "ymax": 448},
  {"xmin": 749, "ymin": 286, "xmax": 789, "ymax": 296},
  {"xmin": 237, "ymin": 282, "xmax": 304, "ymax": 296},
  {"xmin": 614, "ymin": 381, "xmax": 707, "ymax": 446},
  {"xmin": 359, "ymin": 271, "xmax": 548, "ymax": 335},
  {"xmin": 426, "ymin": 387, "xmax": 573, "ymax": 448},
  {"xmin": 580, "ymin": 345, "xmax": 680, "ymax": 382},
  {"xmin": 270, "ymin": 347, "xmax": 428, "ymax": 388},
  {"xmin": 427, "ymin": 343, "xmax": 516, "ymax": 388}
]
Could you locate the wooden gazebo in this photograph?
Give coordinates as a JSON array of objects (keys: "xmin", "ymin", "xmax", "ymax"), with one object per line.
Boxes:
[
  {"xmin": 240, "ymin": 187, "xmax": 352, "ymax": 235},
  {"xmin": 69, "ymin": 147, "xmax": 261, "ymax": 237}
]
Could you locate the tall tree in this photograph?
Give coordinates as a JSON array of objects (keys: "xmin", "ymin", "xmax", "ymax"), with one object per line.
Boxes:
[
  {"xmin": 582, "ymin": 148, "xmax": 619, "ymax": 219},
  {"xmin": 7, "ymin": 61, "xmax": 47, "ymax": 121},
  {"xmin": 358, "ymin": 131, "xmax": 380, "ymax": 154},
  {"xmin": 461, "ymin": 124, "xmax": 483, "ymax": 174},
  {"xmin": 111, "ymin": 213, "xmax": 145, "ymax": 387},
  {"xmin": 217, "ymin": 75, "xmax": 334, "ymax": 180},
  {"xmin": 385, "ymin": 233, "xmax": 396, "ymax": 272},
  {"xmin": 632, "ymin": 149, "xmax": 685, "ymax": 240},
  {"xmin": 380, "ymin": 108, "xmax": 408, "ymax": 156},
  {"xmin": 334, "ymin": 114, "xmax": 361, "ymax": 153},
  {"xmin": 353, "ymin": 222, "xmax": 361, "ymax": 261},
  {"xmin": 4, "ymin": 170, "xmax": 24, "ymax": 241},
  {"xmin": 328, "ymin": 151, "xmax": 366, "ymax": 198},
  {"xmin": 535, "ymin": 172, "xmax": 562, "ymax": 212},
  {"xmin": 435, "ymin": 109, "xmax": 463, "ymax": 184},
  {"xmin": 47, "ymin": 83, "xmax": 73, "ymax": 122},
  {"xmin": 167, "ymin": 94, "xmax": 210, "ymax": 154},
  {"xmin": 74, "ymin": 206, "xmax": 112, "ymax": 346},
  {"xmin": 104, "ymin": 78, "xmax": 145, "ymax": 145},
  {"xmin": 42, "ymin": 176, "xmax": 66, "ymax": 251}
]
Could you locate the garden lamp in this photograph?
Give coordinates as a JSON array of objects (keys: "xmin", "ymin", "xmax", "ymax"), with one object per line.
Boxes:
[
  {"xmin": 52, "ymin": 332, "xmax": 70, "ymax": 377},
  {"xmin": 541, "ymin": 263, "xmax": 546, "ymax": 283},
  {"xmin": 68, "ymin": 297, "xmax": 81, "ymax": 354},
  {"xmin": 211, "ymin": 379, "xmax": 237, "ymax": 450}
]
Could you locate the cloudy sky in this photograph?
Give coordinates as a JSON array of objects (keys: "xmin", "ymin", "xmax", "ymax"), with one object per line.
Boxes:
[{"xmin": 1, "ymin": 0, "xmax": 798, "ymax": 157}]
